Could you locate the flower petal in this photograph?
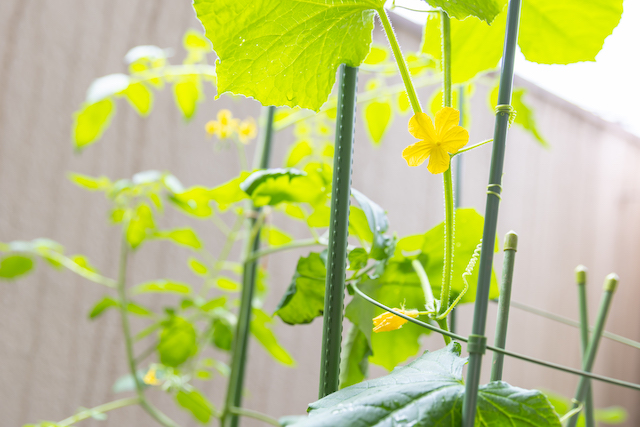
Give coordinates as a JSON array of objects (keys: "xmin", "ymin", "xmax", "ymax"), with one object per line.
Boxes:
[
  {"xmin": 441, "ymin": 126, "xmax": 469, "ymax": 154},
  {"xmin": 402, "ymin": 140, "xmax": 433, "ymax": 167},
  {"xmin": 408, "ymin": 112, "xmax": 437, "ymax": 142},
  {"xmin": 434, "ymin": 107, "xmax": 460, "ymax": 136},
  {"xmin": 427, "ymin": 147, "xmax": 451, "ymax": 174}
]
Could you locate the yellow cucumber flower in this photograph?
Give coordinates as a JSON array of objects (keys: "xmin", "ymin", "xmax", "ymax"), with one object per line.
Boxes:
[
  {"xmin": 205, "ymin": 109, "xmax": 240, "ymax": 139},
  {"xmin": 143, "ymin": 367, "xmax": 161, "ymax": 385},
  {"xmin": 238, "ymin": 117, "xmax": 258, "ymax": 144},
  {"xmin": 373, "ymin": 308, "xmax": 419, "ymax": 333},
  {"xmin": 402, "ymin": 107, "xmax": 469, "ymax": 174}
]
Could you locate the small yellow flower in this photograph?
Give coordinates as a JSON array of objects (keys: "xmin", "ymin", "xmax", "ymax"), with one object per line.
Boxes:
[
  {"xmin": 373, "ymin": 308, "xmax": 419, "ymax": 333},
  {"xmin": 238, "ymin": 117, "xmax": 257, "ymax": 144},
  {"xmin": 205, "ymin": 109, "xmax": 240, "ymax": 140},
  {"xmin": 143, "ymin": 367, "xmax": 161, "ymax": 385},
  {"xmin": 402, "ymin": 107, "xmax": 469, "ymax": 174}
]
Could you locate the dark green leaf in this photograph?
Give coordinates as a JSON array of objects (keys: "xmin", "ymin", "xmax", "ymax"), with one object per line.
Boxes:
[
  {"xmin": 194, "ymin": 0, "xmax": 381, "ymax": 110},
  {"xmin": 251, "ymin": 308, "xmax": 295, "ymax": 366},
  {"xmin": 0, "ymin": 255, "xmax": 34, "ymax": 280},
  {"xmin": 176, "ymin": 388, "xmax": 216, "ymax": 423},
  {"xmin": 158, "ymin": 317, "xmax": 198, "ymax": 367},
  {"xmin": 275, "ymin": 253, "xmax": 326, "ymax": 325},
  {"xmin": 282, "ymin": 343, "xmax": 561, "ymax": 426}
]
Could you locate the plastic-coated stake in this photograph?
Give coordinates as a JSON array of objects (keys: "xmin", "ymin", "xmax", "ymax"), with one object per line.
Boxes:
[
  {"xmin": 566, "ymin": 274, "xmax": 619, "ymax": 427},
  {"xmin": 462, "ymin": 0, "xmax": 522, "ymax": 424},
  {"xmin": 490, "ymin": 231, "xmax": 518, "ymax": 381},
  {"xmin": 223, "ymin": 106, "xmax": 276, "ymax": 427},
  {"xmin": 318, "ymin": 64, "xmax": 358, "ymax": 398},
  {"xmin": 576, "ymin": 266, "xmax": 595, "ymax": 427}
]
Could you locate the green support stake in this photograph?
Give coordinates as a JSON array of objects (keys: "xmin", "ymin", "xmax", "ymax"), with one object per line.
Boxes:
[
  {"xmin": 461, "ymin": 0, "xmax": 522, "ymax": 424},
  {"xmin": 566, "ymin": 274, "xmax": 619, "ymax": 427},
  {"xmin": 490, "ymin": 231, "xmax": 518, "ymax": 381},
  {"xmin": 318, "ymin": 64, "xmax": 358, "ymax": 398},
  {"xmin": 576, "ymin": 266, "xmax": 595, "ymax": 427},
  {"xmin": 223, "ymin": 105, "xmax": 276, "ymax": 427}
]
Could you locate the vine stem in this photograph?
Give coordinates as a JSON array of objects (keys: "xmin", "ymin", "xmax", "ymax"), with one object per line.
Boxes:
[
  {"xmin": 437, "ymin": 11, "xmax": 454, "ymax": 335},
  {"xmin": 376, "ymin": 7, "xmax": 422, "ymax": 114},
  {"xmin": 115, "ymin": 229, "xmax": 180, "ymax": 427},
  {"xmin": 57, "ymin": 397, "xmax": 141, "ymax": 426},
  {"xmin": 247, "ymin": 237, "xmax": 321, "ymax": 262},
  {"xmin": 228, "ymin": 406, "xmax": 282, "ymax": 427}
]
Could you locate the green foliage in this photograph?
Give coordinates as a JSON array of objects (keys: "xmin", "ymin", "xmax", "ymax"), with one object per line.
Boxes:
[
  {"xmin": 188, "ymin": 258, "xmax": 208, "ymax": 275},
  {"xmin": 490, "ymin": 84, "xmax": 549, "ymax": 147},
  {"xmin": 251, "ymin": 308, "xmax": 296, "ymax": 366},
  {"xmin": 170, "ymin": 186, "xmax": 217, "ymax": 217},
  {"xmin": 0, "ymin": 254, "xmax": 34, "ymax": 280},
  {"xmin": 212, "ymin": 318, "xmax": 234, "ymax": 351},
  {"xmin": 73, "ymin": 99, "xmax": 115, "ymax": 149},
  {"xmin": 363, "ymin": 100, "xmax": 392, "ymax": 145},
  {"xmin": 426, "ymin": 0, "xmax": 502, "ymax": 23},
  {"xmin": 519, "ymin": 0, "xmax": 623, "ymax": 64},
  {"xmin": 176, "ymin": 388, "xmax": 216, "ymax": 423},
  {"xmin": 282, "ymin": 343, "xmax": 561, "ymax": 426},
  {"xmin": 158, "ymin": 317, "xmax": 198, "ymax": 367},
  {"xmin": 286, "ymin": 141, "xmax": 314, "ymax": 167},
  {"xmin": 193, "ymin": 0, "xmax": 382, "ymax": 111},
  {"xmin": 275, "ymin": 253, "xmax": 326, "ymax": 325},
  {"xmin": 347, "ymin": 248, "xmax": 368, "ymax": 271},
  {"xmin": 241, "ymin": 168, "xmax": 320, "ymax": 207},
  {"xmin": 89, "ymin": 296, "xmax": 119, "ymax": 319},
  {"xmin": 262, "ymin": 225, "xmax": 293, "ymax": 247},
  {"xmin": 154, "ymin": 228, "xmax": 203, "ymax": 249},
  {"xmin": 338, "ymin": 325, "xmax": 371, "ymax": 389},
  {"xmin": 351, "ymin": 188, "xmax": 390, "ymax": 260},
  {"xmin": 173, "ymin": 76, "xmax": 202, "ymax": 121},
  {"xmin": 132, "ymin": 280, "xmax": 193, "ymax": 295},
  {"xmin": 543, "ymin": 390, "xmax": 627, "ymax": 426},
  {"xmin": 126, "ymin": 204, "xmax": 156, "ymax": 249}
]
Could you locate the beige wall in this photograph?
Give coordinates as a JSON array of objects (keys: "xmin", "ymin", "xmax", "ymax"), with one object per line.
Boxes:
[{"xmin": 1, "ymin": 1, "xmax": 640, "ymax": 426}]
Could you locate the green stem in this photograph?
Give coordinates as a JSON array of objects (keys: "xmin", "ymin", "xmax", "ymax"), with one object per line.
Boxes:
[
  {"xmin": 440, "ymin": 167, "xmax": 454, "ymax": 317},
  {"xmin": 228, "ymin": 406, "xmax": 282, "ymax": 427},
  {"xmin": 490, "ymin": 231, "xmax": 518, "ymax": 381},
  {"xmin": 200, "ymin": 214, "xmax": 244, "ymax": 296},
  {"xmin": 452, "ymin": 139, "xmax": 493, "ymax": 156},
  {"xmin": 377, "ymin": 8, "xmax": 422, "ymax": 113},
  {"xmin": 57, "ymin": 397, "xmax": 141, "ymax": 426},
  {"xmin": 462, "ymin": 0, "xmax": 523, "ymax": 424},
  {"xmin": 567, "ymin": 274, "xmax": 619, "ymax": 427},
  {"xmin": 39, "ymin": 249, "xmax": 117, "ymax": 288},
  {"xmin": 576, "ymin": 266, "xmax": 595, "ymax": 427},
  {"xmin": 115, "ymin": 231, "xmax": 179, "ymax": 427},
  {"xmin": 248, "ymin": 238, "xmax": 321, "ymax": 262},
  {"xmin": 223, "ymin": 106, "xmax": 276, "ymax": 427},
  {"xmin": 318, "ymin": 65, "xmax": 358, "ymax": 398},
  {"xmin": 441, "ymin": 11, "xmax": 452, "ymax": 107}
]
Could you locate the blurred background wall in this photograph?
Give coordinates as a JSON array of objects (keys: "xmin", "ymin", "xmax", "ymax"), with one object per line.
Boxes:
[{"xmin": 1, "ymin": 1, "xmax": 640, "ymax": 426}]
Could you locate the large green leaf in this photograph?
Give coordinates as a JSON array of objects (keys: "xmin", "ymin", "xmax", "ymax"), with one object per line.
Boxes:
[
  {"xmin": 241, "ymin": 168, "xmax": 321, "ymax": 207},
  {"xmin": 282, "ymin": 343, "xmax": 561, "ymax": 426},
  {"xmin": 421, "ymin": 8, "xmax": 506, "ymax": 84},
  {"xmin": 275, "ymin": 253, "xmax": 326, "ymax": 325},
  {"xmin": 519, "ymin": 0, "xmax": 623, "ymax": 64},
  {"xmin": 193, "ymin": 0, "xmax": 382, "ymax": 110},
  {"xmin": 154, "ymin": 228, "xmax": 203, "ymax": 249},
  {"xmin": 424, "ymin": 0, "xmax": 502, "ymax": 23},
  {"xmin": 251, "ymin": 308, "xmax": 295, "ymax": 366},
  {"xmin": 338, "ymin": 324, "xmax": 371, "ymax": 389}
]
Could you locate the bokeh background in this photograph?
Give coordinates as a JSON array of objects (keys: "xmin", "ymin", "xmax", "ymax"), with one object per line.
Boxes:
[{"xmin": 1, "ymin": 1, "xmax": 639, "ymax": 426}]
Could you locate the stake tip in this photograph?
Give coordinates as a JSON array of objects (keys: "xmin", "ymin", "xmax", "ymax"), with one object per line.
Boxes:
[
  {"xmin": 575, "ymin": 265, "xmax": 587, "ymax": 284},
  {"xmin": 603, "ymin": 273, "xmax": 619, "ymax": 292},
  {"xmin": 503, "ymin": 231, "xmax": 518, "ymax": 251}
]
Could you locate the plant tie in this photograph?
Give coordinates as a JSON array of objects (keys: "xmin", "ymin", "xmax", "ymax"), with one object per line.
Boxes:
[
  {"xmin": 467, "ymin": 334, "xmax": 487, "ymax": 355},
  {"xmin": 486, "ymin": 183, "xmax": 503, "ymax": 200},
  {"xmin": 495, "ymin": 104, "xmax": 517, "ymax": 127}
]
